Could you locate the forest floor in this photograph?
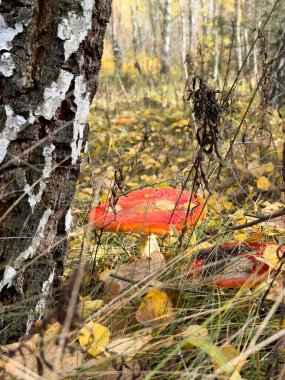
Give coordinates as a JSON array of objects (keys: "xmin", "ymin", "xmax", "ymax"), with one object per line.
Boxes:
[{"xmin": 2, "ymin": 72, "xmax": 285, "ymax": 379}]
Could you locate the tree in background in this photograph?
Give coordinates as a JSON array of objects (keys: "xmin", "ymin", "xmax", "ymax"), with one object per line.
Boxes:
[
  {"xmin": 0, "ymin": 0, "xmax": 112, "ymax": 342},
  {"xmin": 270, "ymin": 19, "xmax": 285, "ymax": 107},
  {"xmin": 269, "ymin": 17, "xmax": 285, "ymax": 192},
  {"xmin": 161, "ymin": 0, "xmax": 172, "ymax": 74},
  {"xmin": 103, "ymin": 0, "xmax": 284, "ymax": 85}
]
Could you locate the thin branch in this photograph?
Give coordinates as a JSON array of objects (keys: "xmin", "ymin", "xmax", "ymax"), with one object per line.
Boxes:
[
  {"xmin": 228, "ymin": 208, "xmax": 285, "ymax": 230},
  {"xmin": 109, "ymin": 273, "xmax": 212, "ymax": 294}
]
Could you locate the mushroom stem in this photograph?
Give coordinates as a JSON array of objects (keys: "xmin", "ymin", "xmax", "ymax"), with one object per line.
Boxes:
[{"xmin": 138, "ymin": 234, "xmax": 160, "ymax": 257}]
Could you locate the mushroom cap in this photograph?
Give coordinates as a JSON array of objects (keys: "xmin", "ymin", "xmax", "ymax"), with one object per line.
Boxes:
[
  {"xmin": 87, "ymin": 187, "xmax": 206, "ymax": 236},
  {"xmin": 188, "ymin": 241, "xmax": 274, "ymax": 288}
]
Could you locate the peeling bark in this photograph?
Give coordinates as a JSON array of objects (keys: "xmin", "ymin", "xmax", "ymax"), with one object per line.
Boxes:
[{"xmin": 0, "ymin": 0, "xmax": 112, "ymax": 343}]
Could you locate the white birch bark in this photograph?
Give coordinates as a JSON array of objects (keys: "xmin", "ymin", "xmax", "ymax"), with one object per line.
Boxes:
[
  {"xmin": 161, "ymin": 0, "xmax": 172, "ymax": 74},
  {"xmin": 0, "ymin": 0, "xmax": 112, "ymax": 342},
  {"xmin": 236, "ymin": 0, "xmax": 243, "ymax": 70}
]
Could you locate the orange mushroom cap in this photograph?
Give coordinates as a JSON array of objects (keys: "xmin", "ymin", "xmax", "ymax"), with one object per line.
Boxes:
[
  {"xmin": 188, "ymin": 241, "xmax": 277, "ymax": 288},
  {"xmin": 87, "ymin": 187, "xmax": 206, "ymax": 236}
]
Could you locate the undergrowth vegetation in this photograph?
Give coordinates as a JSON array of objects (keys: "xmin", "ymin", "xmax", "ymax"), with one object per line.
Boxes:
[
  {"xmin": 1, "ymin": 70, "xmax": 284, "ymax": 379},
  {"xmin": 61, "ymin": 70, "xmax": 284, "ymax": 378}
]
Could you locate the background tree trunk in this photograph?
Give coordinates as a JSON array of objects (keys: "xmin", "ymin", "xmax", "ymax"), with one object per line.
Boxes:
[
  {"xmin": 270, "ymin": 19, "xmax": 285, "ymax": 107},
  {"xmin": 160, "ymin": 0, "xmax": 172, "ymax": 74},
  {"xmin": 111, "ymin": 3, "xmax": 123, "ymax": 71},
  {"xmin": 0, "ymin": 0, "xmax": 112, "ymax": 343},
  {"xmin": 236, "ymin": 0, "xmax": 243, "ymax": 71}
]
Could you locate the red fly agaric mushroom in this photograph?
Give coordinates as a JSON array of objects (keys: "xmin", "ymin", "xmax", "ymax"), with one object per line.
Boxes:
[
  {"xmin": 87, "ymin": 187, "xmax": 206, "ymax": 257},
  {"xmin": 188, "ymin": 241, "xmax": 279, "ymax": 288}
]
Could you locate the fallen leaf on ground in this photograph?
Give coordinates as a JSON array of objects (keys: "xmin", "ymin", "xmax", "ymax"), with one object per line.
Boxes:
[
  {"xmin": 111, "ymin": 118, "xmax": 137, "ymax": 124},
  {"xmin": 256, "ymin": 244, "xmax": 279, "ymax": 268},
  {"xmin": 186, "ymin": 242, "xmax": 213, "ymax": 258},
  {"xmin": 265, "ymin": 276, "xmax": 284, "ymax": 302},
  {"xmin": 182, "ymin": 324, "xmax": 209, "ymax": 349},
  {"xmin": 248, "ymin": 160, "xmax": 265, "ymax": 177},
  {"xmin": 80, "ymin": 358, "xmax": 142, "ymax": 380},
  {"xmin": 78, "ymin": 321, "xmax": 110, "ymax": 357},
  {"xmin": 44, "ymin": 321, "xmax": 62, "ymax": 337},
  {"xmin": 107, "ymin": 331, "xmax": 152, "ymax": 360},
  {"xmin": 212, "ymin": 344, "xmax": 241, "ymax": 372},
  {"xmin": 2, "ymin": 333, "xmax": 40, "ymax": 354},
  {"xmin": 182, "ymin": 325, "xmax": 242, "ymax": 379},
  {"xmin": 79, "ymin": 298, "xmax": 104, "ymax": 318},
  {"xmin": 256, "ymin": 176, "xmax": 271, "ymax": 190},
  {"xmin": 1, "ymin": 335, "xmax": 83, "ymax": 377},
  {"xmin": 135, "ymin": 288, "xmax": 173, "ymax": 327},
  {"xmin": 101, "ymin": 251, "xmax": 166, "ymax": 300},
  {"xmin": 144, "ymin": 336, "xmax": 174, "ymax": 352}
]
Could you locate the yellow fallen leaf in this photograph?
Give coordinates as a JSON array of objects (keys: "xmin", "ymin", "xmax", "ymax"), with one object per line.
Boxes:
[
  {"xmin": 44, "ymin": 322, "xmax": 62, "ymax": 337},
  {"xmin": 182, "ymin": 325, "xmax": 242, "ymax": 379},
  {"xmin": 214, "ymin": 345, "xmax": 244, "ymax": 379},
  {"xmin": 234, "ymin": 233, "xmax": 248, "ymax": 242},
  {"xmin": 177, "ymin": 157, "xmax": 187, "ymax": 163},
  {"xmin": 186, "ymin": 241, "xmax": 213, "ymax": 258},
  {"xmin": 107, "ymin": 332, "xmax": 152, "ymax": 360},
  {"xmin": 224, "ymin": 201, "xmax": 234, "ymax": 211},
  {"xmin": 136, "ymin": 289, "xmax": 173, "ymax": 327},
  {"xmin": 79, "ymin": 299, "xmax": 104, "ymax": 319},
  {"xmin": 226, "ymin": 187, "xmax": 236, "ymax": 196},
  {"xmin": 257, "ymin": 244, "xmax": 279, "ymax": 268},
  {"xmin": 182, "ymin": 325, "xmax": 209, "ymax": 349},
  {"xmin": 263, "ymin": 162, "xmax": 274, "ymax": 173},
  {"xmin": 208, "ymin": 192, "xmax": 233, "ymax": 214},
  {"xmin": 78, "ymin": 321, "xmax": 110, "ymax": 357},
  {"xmin": 212, "ymin": 344, "xmax": 240, "ymax": 371},
  {"xmin": 256, "ymin": 176, "xmax": 271, "ymax": 190},
  {"xmin": 231, "ymin": 210, "xmax": 247, "ymax": 225}
]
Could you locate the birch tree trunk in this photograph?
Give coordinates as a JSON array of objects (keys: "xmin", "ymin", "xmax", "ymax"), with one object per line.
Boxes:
[
  {"xmin": 270, "ymin": 19, "xmax": 285, "ymax": 107},
  {"xmin": 111, "ymin": 3, "xmax": 122, "ymax": 71},
  {"xmin": 236, "ymin": 0, "xmax": 243, "ymax": 71},
  {"xmin": 178, "ymin": 0, "xmax": 187, "ymax": 78},
  {"xmin": 189, "ymin": 0, "xmax": 198, "ymax": 57},
  {"xmin": 160, "ymin": 0, "xmax": 172, "ymax": 74},
  {"xmin": 131, "ymin": 3, "xmax": 142, "ymax": 74},
  {"xmin": 213, "ymin": 0, "xmax": 219, "ymax": 82},
  {"xmin": 148, "ymin": 0, "xmax": 159, "ymax": 56},
  {"xmin": 271, "ymin": 20, "xmax": 285, "ymax": 189},
  {"xmin": 0, "ymin": 0, "xmax": 112, "ymax": 342}
]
